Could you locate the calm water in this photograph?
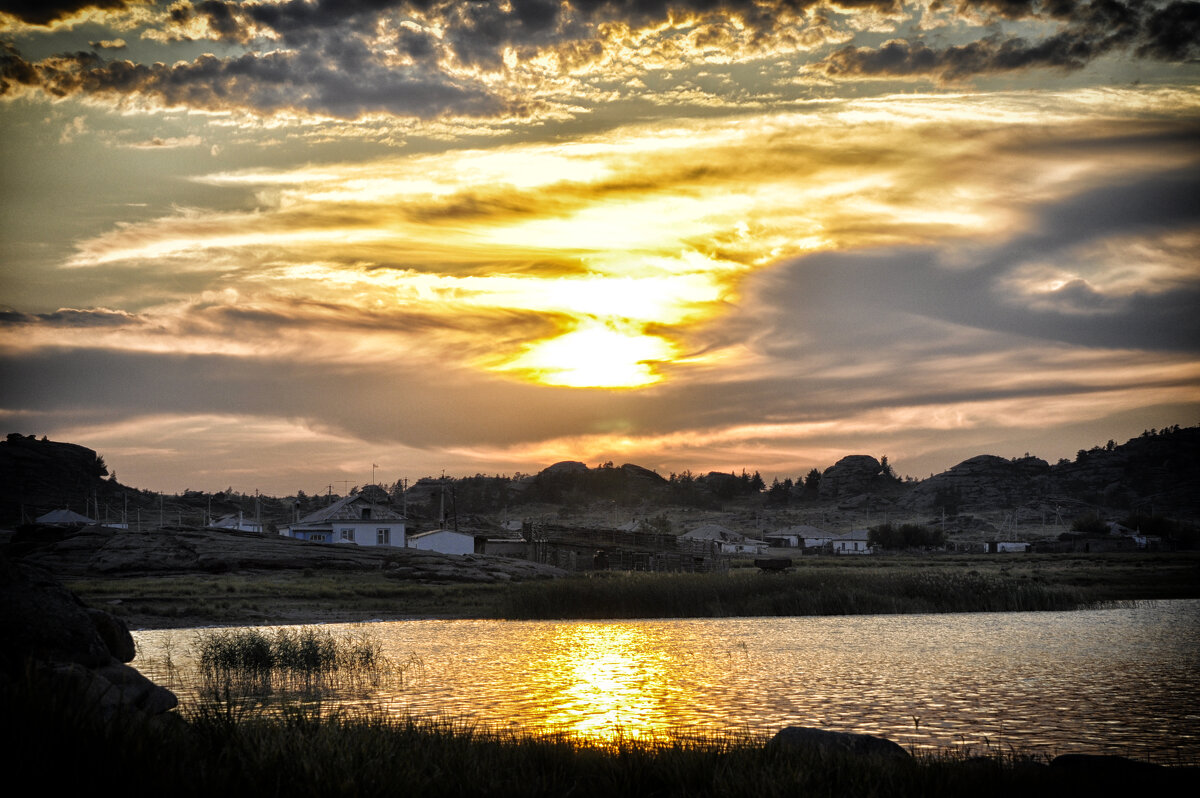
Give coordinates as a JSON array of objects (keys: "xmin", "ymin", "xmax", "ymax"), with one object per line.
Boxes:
[{"xmin": 133, "ymin": 600, "xmax": 1200, "ymax": 762}]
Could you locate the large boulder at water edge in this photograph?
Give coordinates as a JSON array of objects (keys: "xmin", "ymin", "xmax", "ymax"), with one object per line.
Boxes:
[
  {"xmin": 0, "ymin": 556, "xmax": 176, "ymax": 718},
  {"xmin": 769, "ymin": 726, "xmax": 910, "ymax": 759}
]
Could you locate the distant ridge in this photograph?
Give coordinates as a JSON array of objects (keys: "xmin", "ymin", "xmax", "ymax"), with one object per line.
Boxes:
[{"xmin": 3, "ymin": 425, "xmax": 1197, "ymax": 527}]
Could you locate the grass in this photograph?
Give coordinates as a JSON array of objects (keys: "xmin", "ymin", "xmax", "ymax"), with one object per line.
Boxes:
[
  {"xmin": 501, "ymin": 553, "xmax": 1200, "ymax": 619},
  {"xmin": 5, "ymin": 666, "xmax": 1196, "ymax": 797},
  {"xmin": 193, "ymin": 626, "xmax": 405, "ymax": 700},
  {"xmin": 64, "ymin": 552, "xmax": 1200, "ymax": 628},
  {"xmin": 67, "ymin": 570, "xmax": 507, "ymax": 627}
]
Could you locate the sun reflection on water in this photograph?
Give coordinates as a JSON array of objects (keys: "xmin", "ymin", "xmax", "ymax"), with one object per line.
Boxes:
[{"xmin": 530, "ymin": 623, "xmax": 677, "ymax": 743}]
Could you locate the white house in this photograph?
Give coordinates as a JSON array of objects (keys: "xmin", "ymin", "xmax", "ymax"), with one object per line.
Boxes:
[
  {"xmin": 407, "ymin": 528, "xmax": 476, "ymax": 556},
  {"xmin": 282, "ymin": 494, "xmax": 406, "ymax": 547},
  {"xmin": 988, "ymin": 541, "xmax": 1030, "ymax": 553},
  {"xmin": 768, "ymin": 524, "xmax": 833, "ymax": 549},
  {"xmin": 211, "ymin": 512, "xmax": 264, "ymax": 533},
  {"xmin": 832, "ymin": 529, "xmax": 873, "ymax": 554}
]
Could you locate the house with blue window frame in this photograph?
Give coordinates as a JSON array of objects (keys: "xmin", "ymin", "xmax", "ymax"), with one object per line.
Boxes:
[{"xmin": 281, "ymin": 493, "xmax": 406, "ymax": 547}]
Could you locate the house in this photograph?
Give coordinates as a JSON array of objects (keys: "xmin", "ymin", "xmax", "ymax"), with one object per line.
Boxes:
[
  {"xmin": 210, "ymin": 512, "xmax": 264, "ymax": 533},
  {"xmin": 407, "ymin": 528, "xmax": 477, "ymax": 556},
  {"xmin": 281, "ymin": 494, "xmax": 406, "ymax": 547},
  {"xmin": 768, "ymin": 524, "xmax": 833, "ymax": 549},
  {"xmin": 680, "ymin": 524, "xmax": 768, "ymax": 555},
  {"xmin": 987, "ymin": 541, "xmax": 1030, "ymax": 553},
  {"xmin": 36, "ymin": 508, "xmax": 96, "ymax": 526},
  {"xmin": 832, "ymin": 529, "xmax": 872, "ymax": 554}
]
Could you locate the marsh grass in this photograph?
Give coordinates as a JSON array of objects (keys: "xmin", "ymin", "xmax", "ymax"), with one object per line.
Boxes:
[
  {"xmin": 193, "ymin": 626, "xmax": 407, "ymax": 702},
  {"xmin": 501, "ymin": 566, "xmax": 1095, "ymax": 619}
]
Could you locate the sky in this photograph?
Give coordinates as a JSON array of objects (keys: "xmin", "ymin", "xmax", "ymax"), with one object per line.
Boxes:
[{"xmin": 1, "ymin": 1, "xmax": 1198, "ymax": 495}]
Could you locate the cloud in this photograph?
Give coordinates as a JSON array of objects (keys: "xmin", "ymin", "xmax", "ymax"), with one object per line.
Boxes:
[
  {"xmin": 0, "ymin": 0, "xmax": 136, "ymax": 27},
  {"xmin": 124, "ymin": 133, "xmax": 203, "ymax": 148},
  {"xmin": 818, "ymin": 1, "xmax": 1200, "ymax": 80},
  {"xmin": 0, "ymin": 307, "xmax": 141, "ymax": 328}
]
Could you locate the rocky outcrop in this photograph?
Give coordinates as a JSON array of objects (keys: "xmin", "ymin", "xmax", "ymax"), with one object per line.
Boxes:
[
  {"xmin": 904, "ymin": 455, "xmax": 1051, "ymax": 512},
  {"xmin": 769, "ymin": 726, "xmax": 910, "ymax": 759},
  {"xmin": 0, "ymin": 557, "xmax": 176, "ymax": 718},
  {"xmin": 818, "ymin": 456, "xmax": 899, "ymax": 501},
  {"xmin": 382, "ymin": 550, "xmax": 565, "ymax": 583}
]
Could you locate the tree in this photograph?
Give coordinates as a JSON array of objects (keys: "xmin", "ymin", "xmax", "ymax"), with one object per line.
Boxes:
[
  {"xmin": 880, "ymin": 455, "xmax": 895, "ymax": 479},
  {"xmin": 804, "ymin": 468, "xmax": 821, "ymax": 492}
]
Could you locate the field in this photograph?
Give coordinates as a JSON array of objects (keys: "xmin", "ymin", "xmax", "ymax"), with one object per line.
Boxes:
[{"xmin": 65, "ymin": 551, "xmax": 1200, "ymax": 629}]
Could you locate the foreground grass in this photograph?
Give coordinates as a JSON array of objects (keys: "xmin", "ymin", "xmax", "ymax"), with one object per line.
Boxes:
[
  {"xmin": 6, "ymin": 670, "xmax": 1196, "ymax": 797},
  {"xmin": 65, "ymin": 552, "xmax": 1200, "ymax": 628}
]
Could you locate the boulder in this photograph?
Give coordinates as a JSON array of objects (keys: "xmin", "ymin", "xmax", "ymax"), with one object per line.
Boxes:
[
  {"xmin": 0, "ymin": 557, "xmax": 176, "ymax": 718},
  {"xmin": 819, "ymin": 456, "xmax": 885, "ymax": 500},
  {"xmin": 769, "ymin": 726, "xmax": 910, "ymax": 759}
]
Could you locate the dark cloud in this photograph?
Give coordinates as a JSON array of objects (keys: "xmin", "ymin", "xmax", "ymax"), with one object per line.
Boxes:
[
  {"xmin": 0, "ymin": 0, "xmax": 134, "ymax": 26},
  {"xmin": 821, "ymin": 1, "xmax": 1199, "ymax": 79},
  {"xmin": 0, "ymin": 308, "xmax": 141, "ymax": 328},
  {"xmin": 0, "ymin": 45, "xmax": 509, "ymax": 119},
  {"xmin": 749, "ymin": 164, "xmax": 1200, "ymax": 357}
]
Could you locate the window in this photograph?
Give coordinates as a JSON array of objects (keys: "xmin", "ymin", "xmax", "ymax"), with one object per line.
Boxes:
[
  {"xmin": 361, "ymin": 508, "xmax": 372, "ymax": 520},
  {"xmin": 311, "ymin": 533, "xmax": 327, "ymax": 542},
  {"xmin": 377, "ymin": 528, "xmax": 390, "ymax": 545},
  {"xmin": 340, "ymin": 528, "xmax": 354, "ymax": 542}
]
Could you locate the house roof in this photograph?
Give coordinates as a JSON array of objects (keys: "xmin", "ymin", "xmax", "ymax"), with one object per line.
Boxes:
[
  {"xmin": 838, "ymin": 529, "xmax": 871, "ymax": 541},
  {"xmin": 772, "ymin": 524, "xmax": 829, "ymax": 537},
  {"xmin": 36, "ymin": 508, "xmax": 96, "ymax": 525},
  {"xmin": 294, "ymin": 493, "xmax": 405, "ymax": 525},
  {"xmin": 408, "ymin": 528, "xmax": 474, "ymax": 540},
  {"xmin": 681, "ymin": 524, "xmax": 744, "ymax": 542}
]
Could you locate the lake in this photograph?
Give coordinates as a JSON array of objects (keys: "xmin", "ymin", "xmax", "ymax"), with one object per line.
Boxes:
[{"xmin": 132, "ymin": 600, "xmax": 1200, "ymax": 762}]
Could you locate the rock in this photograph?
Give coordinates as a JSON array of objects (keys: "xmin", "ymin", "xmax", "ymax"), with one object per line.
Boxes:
[
  {"xmin": 0, "ymin": 557, "xmax": 113, "ymax": 669},
  {"xmin": 541, "ymin": 461, "xmax": 589, "ymax": 477},
  {"xmin": 87, "ymin": 607, "xmax": 136, "ymax": 663},
  {"xmin": 819, "ymin": 456, "xmax": 891, "ymax": 500},
  {"xmin": 1, "ymin": 557, "xmax": 177, "ymax": 718},
  {"xmin": 904, "ymin": 455, "xmax": 1050, "ymax": 512},
  {"xmin": 769, "ymin": 727, "xmax": 910, "ymax": 759}
]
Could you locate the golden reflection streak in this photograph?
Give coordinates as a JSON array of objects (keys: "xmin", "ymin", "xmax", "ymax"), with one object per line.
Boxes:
[{"xmin": 526, "ymin": 623, "xmax": 681, "ymax": 744}]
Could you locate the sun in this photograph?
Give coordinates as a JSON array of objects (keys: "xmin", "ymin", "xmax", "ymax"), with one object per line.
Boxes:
[{"xmin": 497, "ymin": 323, "xmax": 675, "ymax": 389}]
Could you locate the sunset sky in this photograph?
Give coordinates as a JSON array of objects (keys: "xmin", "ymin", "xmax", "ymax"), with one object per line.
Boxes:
[{"xmin": 1, "ymin": 1, "xmax": 1197, "ymax": 495}]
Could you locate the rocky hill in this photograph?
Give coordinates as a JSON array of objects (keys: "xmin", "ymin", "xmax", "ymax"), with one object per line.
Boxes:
[
  {"xmin": 901, "ymin": 427, "xmax": 1200, "ymax": 518},
  {"xmin": 0, "ymin": 434, "xmax": 115, "ymax": 524},
  {"xmin": 5, "ymin": 426, "xmax": 1197, "ymax": 534}
]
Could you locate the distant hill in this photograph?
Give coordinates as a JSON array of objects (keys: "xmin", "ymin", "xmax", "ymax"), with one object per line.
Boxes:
[{"xmin": 4, "ymin": 425, "xmax": 1197, "ymax": 528}]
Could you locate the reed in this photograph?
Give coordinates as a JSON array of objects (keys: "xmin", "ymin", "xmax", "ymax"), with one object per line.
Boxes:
[
  {"xmin": 501, "ymin": 566, "xmax": 1093, "ymax": 619},
  {"xmin": 193, "ymin": 626, "xmax": 397, "ymax": 698}
]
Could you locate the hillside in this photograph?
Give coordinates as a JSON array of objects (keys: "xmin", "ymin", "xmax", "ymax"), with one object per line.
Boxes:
[{"xmin": 2, "ymin": 426, "xmax": 1197, "ymax": 534}]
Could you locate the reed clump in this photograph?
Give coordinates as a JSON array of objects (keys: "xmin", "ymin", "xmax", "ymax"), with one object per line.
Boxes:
[{"xmin": 194, "ymin": 626, "xmax": 396, "ymax": 697}]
